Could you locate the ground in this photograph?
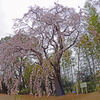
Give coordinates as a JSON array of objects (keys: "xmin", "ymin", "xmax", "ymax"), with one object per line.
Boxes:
[{"xmin": 0, "ymin": 92, "xmax": 100, "ymax": 100}]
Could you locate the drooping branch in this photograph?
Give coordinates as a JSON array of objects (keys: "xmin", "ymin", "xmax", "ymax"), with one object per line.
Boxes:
[{"xmin": 43, "ymin": 47, "xmax": 54, "ymax": 69}]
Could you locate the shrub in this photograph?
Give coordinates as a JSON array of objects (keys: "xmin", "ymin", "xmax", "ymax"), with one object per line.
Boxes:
[
  {"xmin": 87, "ymin": 81, "xmax": 96, "ymax": 93},
  {"xmin": 21, "ymin": 88, "xmax": 30, "ymax": 94}
]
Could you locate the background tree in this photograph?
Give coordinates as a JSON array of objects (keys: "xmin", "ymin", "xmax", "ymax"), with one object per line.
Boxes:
[
  {"xmin": 0, "ymin": 34, "xmax": 33, "ymax": 94},
  {"xmin": 60, "ymin": 49, "xmax": 75, "ymax": 93},
  {"xmin": 73, "ymin": 0, "xmax": 100, "ymax": 93}
]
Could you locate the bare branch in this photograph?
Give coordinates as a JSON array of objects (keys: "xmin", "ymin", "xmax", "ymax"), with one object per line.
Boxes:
[{"xmin": 63, "ymin": 31, "xmax": 79, "ymax": 52}]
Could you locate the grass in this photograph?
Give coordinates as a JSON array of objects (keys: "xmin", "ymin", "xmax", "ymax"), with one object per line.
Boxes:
[{"xmin": 0, "ymin": 92, "xmax": 100, "ymax": 100}]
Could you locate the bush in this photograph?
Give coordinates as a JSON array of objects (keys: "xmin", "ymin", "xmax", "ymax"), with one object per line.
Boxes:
[
  {"xmin": 87, "ymin": 81, "xmax": 96, "ymax": 93},
  {"xmin": 21, "ymin": 88, "xmax": 30, "ymax": 94}
]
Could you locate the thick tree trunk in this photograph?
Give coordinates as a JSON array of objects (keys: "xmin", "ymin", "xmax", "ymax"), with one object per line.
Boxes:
[
  {"xmin": 22, "ymin": 76, "xmax": 25, "ymax": 89},
  {"xmin": 54, "ymin": 75, "xmax": 65, "ymax": 96}
]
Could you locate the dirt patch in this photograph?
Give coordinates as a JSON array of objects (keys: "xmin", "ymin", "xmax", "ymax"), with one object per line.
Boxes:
[
  {"xmin": 79, "ymin": 92, "xmax": 100, "ymax": 100},
  {"xmin": 0, "ymin": 92, "xmax": 100, "ymax": 100}
]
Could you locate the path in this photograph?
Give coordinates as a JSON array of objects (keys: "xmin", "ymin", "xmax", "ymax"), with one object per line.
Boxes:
[{"xmin": 0, "ymin": 94, "xmax": 14, "ymax": 100}]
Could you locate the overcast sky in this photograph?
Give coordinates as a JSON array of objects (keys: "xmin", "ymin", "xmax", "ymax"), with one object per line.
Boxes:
[{"xmin": 0, "ymin": 0, "xmax": 86, "ymax": 39}]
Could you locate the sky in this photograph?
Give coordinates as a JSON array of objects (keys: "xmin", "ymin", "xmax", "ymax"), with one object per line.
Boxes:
[{"xmin": 0, "ymin": 0, "xmax": 86, "ymax": 39}]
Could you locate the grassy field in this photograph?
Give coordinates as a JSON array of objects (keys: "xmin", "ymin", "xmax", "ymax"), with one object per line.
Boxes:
[{"xmin": 0, "ymin": 92, "xmax": 100, "ymax": 100}]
